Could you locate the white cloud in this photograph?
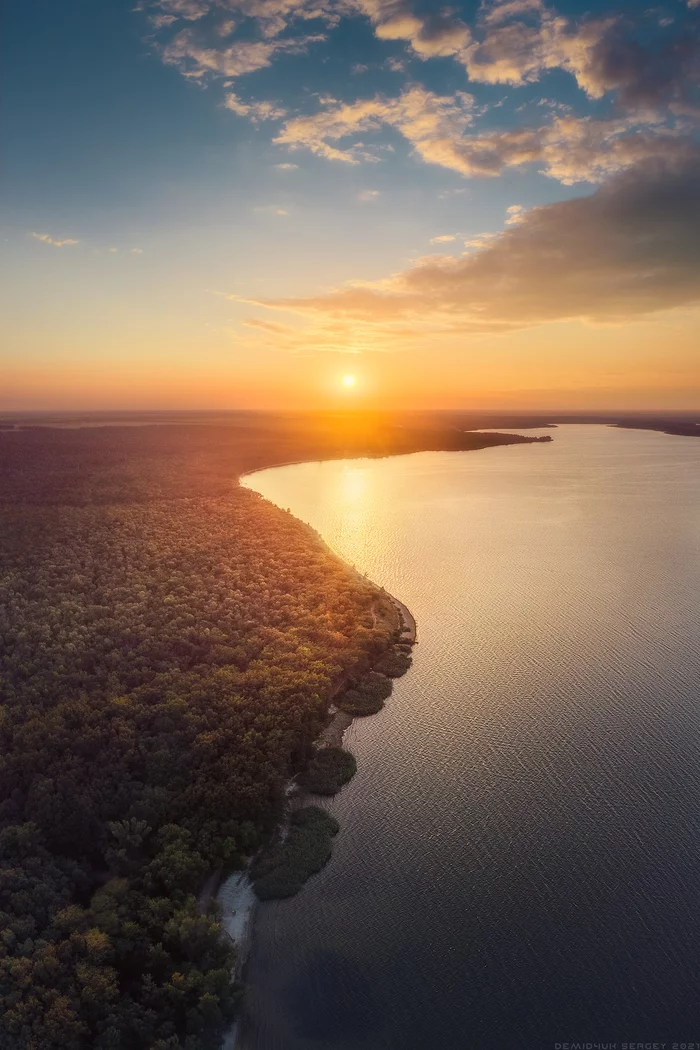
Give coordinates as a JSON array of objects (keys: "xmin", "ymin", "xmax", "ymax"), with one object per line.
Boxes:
[
  {"xmin": 161, "ymin": 26, "xmax": 324, "ymax": 78},
  {"xmin": 441, "ymin": 113, "xmax": 697, "ymax": 183},
  {"xmin": 430, "ymin": 233, "xmax": 456, "ymax": 242},
  {"xmin": 357, "ymin": 0, "xmax": 471, "ymax": 59},
  {"xmin": 358, "ymin": 188, "xmax": 380, "ymax": 200},
  {"xmin": 274, "ymin": 85, "xmax": 692, "ymax": 185},
  {"xmin": 148, "ymin": 0, "xmax": 210, "ymax": 20},
  {"xmin": 30, "ymin": 232, "xmax": 79, "ymax": 247},
  {"xmin": 142, "ymin": 0, "xmax": 700, "ymax": 126},
  {"xmin": 274, "ymin": 86, "xmax": 475, "ymax": 167},
  {"xmin": 505, "ymin": 204, "xmax": 526, "ymax": 224},
  {"xmin": 483, "ymin": 0, "xmax": 545, "ymax": 25},
  {"xmin": 274, "ymin": 161, "xmax": 299, "ymax": 169},
  {"xmin": 224, "ymin": 92, "xmax": 286, "ymax": 119}
]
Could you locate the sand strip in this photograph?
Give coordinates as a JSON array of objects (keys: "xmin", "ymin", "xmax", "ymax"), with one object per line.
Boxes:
[{"xmin": 217, "ymin": 870, "xmax": 258, "ymax": 1049}]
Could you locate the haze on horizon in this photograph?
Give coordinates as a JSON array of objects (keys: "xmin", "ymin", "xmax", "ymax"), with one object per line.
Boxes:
[{"xmin": 3, "ymin": 0, "xmax": 700, "ymax": 412}]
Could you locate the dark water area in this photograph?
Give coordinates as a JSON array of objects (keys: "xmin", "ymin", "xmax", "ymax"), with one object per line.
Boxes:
[{"xmin": 241, "ymin": 426, "xmax": 700, "ymax": 1050}]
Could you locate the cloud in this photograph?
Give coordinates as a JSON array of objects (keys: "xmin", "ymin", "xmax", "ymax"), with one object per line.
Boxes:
[
  {"xmin": 356, "ymin": 0, "xmax": 471, "ymax": 59},
  {"xmin": 274, "ymin": 161, "xmax": 299, "ymax": 169},
  {"xmin": 465, "ymin": 1, "xmax": 700, "ymax": 114},
  {"xmin": 145, "ymin": 0, "xmax": 475, "ymax": 87},
  {"xmin": 274, "ymin": 84, "xmax": 692, "ymax": 185},
  {"xmin": 430, "ymin": 234, "xmax": 456, "ymax": 242},
  {"xmin": 358, "ymin": 188, "xmax": 380, "ymax": 200},
  {"xmin": 505, "ymin": 204, "xmax": 526, "ymax": 223},
  {"xmin": 224, "ymin": 92, "xmax": 286, "ymax": 119},
  {"xmin": 465, "ymin": 9, "xmax": 547, "ymax": 85},
  {"xmin": 147, "ymin": 0, "xmax": 337, "ymax": 37},
  {"xmin": 274, "ymin": 86, "xmax": 475, "ymax": 166},
  {"xmin": 551, "ymin": 15, "xmax": 700, "ymax": 112},
  {"xmin": 142, "ymin": 0, "xmax": 700, "ymax": 124},
  {"xmin": 30, "ymin": 232, "xmax": 79, "ymax": 247},
  {"xmin": 483, "ymin": 0, "xmax": 545, "ymax": 25},
  {"xmin": 235, "ymin": 309, "xmax": 431, "ymax": 353},
  {"xmin": 160, "ymin": 26, "xmax": 324, "ymax": 77},
  {"xmin": 148, "ymin": 0, "xmax": 210, "ymax": 20},
  {"xmin": 242, "ymin": 317, "xmax": 291, "ymax": 333},
  {"xmin": 144, "ymin": 0, "xmax": 342, "ymax": 87},
  {"xmin": 439, "ymin": 113, "xmax": 698, "ymax": 183},
  {"xmin": 236, "ymin": 155, "xmax": 700, "ymax": 342}
]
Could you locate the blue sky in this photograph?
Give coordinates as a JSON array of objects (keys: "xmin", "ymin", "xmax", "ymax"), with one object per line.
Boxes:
[{"xmin": 3, "ymin": 0, "xmax": 700, "ymax": 409}]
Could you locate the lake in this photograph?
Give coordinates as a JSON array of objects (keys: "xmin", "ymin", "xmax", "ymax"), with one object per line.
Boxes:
[{"xmin": 240, "ymin": 425, "xmax": 700, "ymax": 1050}]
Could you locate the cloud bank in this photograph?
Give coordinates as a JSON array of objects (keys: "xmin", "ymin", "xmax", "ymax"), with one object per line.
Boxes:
[{"xmin": 239, "ymin": 155, "xmax": 700, "ymax": 348}]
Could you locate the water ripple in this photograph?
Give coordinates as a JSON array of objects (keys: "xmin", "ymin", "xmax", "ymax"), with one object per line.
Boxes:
[{"xmin": 241, "ymin": 426, "xmax": 700, "ymax": 1050}]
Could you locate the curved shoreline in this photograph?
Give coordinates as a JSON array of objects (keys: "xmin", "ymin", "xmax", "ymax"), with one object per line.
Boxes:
[
  {"xmin": 227, "ymin": 469, "xmax": 419, "ymax": 1049},
  {"xmin": 390, "ymin": 593, "xmax": 417, "ymax": 645}
]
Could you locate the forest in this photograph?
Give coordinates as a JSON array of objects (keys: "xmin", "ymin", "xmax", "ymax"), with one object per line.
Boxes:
[{"xmin": 0, "ymin": 415, "xmax": 541, "ymax": 1049}]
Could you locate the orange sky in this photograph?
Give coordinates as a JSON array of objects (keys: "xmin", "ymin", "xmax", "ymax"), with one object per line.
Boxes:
[
  {"xmin": 4, "ymin": 307, "xmax": 700, "ymax": 412},
  {"xmin": 4, "ymin": 0, "xmax": 700, "ymax": 412}
]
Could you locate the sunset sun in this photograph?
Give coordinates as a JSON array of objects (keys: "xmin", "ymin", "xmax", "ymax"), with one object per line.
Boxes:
[{"xmin": 342, "ymin": 375, "xmax": 356, "ymax": 389}]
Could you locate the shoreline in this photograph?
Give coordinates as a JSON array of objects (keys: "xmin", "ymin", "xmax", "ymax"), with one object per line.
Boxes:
[
  {"xmin": 224, "ymin": 619, "xmax": 415, "ymax": 1046},
  {"xmin": 217, "ymin": 870, "xmax": 258, "ymax": 1050},
  {"xmin": 225, "ymin": 464, "xmax": 419, "ymax": 1049},
  {"xmin": 237, "ymin": 433, "xmax": 547, "ymax": 487},
  {"xmin": 390, "ymin": 593, "xmax": 417, "ymax": 645},
  {"xmin": 314, "ymin": 592, "xmax": 416, "ymax": 752}
]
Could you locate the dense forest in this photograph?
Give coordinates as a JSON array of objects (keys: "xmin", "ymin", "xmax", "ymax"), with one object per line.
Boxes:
[{"xmin": 0, "ymin": 415, "xmax": 544, "ymax": 1049}]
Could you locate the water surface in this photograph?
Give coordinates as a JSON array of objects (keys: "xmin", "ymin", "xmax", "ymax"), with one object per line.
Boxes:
[{"xmin": 241, "ymin": 425, "xmax": 700, "ymax": 1050}]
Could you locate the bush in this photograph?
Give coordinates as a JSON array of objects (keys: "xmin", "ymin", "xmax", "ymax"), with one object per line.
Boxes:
[
  {"xmin": 373, "ymin": 647, "xmax": 412, "ymax": 678},
  {"xmin": 299, "ymin": 747, "xmax": 357, "ymax": 795},
  {"xmin": 337, "ymin": 671, "xmax": 393, "ymax": 716},
  {"xmin": 251, "ymin": 807, "xmax": 339, "ymax": 900}
]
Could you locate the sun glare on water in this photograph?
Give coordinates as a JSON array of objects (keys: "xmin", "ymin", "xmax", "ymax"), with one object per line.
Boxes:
[{"xmin": 343, "ymin": 375, "xmax": 356, "ymax": 388}]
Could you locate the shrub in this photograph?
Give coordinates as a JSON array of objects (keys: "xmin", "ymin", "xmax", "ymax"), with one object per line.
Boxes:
[
  {"xmin": 299, "ymin": 747, "xmax": 357, "ymax": 795},
  {"xmin": 373, "ymin": 647, "xmax": 412, "ymax": 678},
  {"xmin": 251, "ymin": 807, "xmax": 339, "ymax": 900},
  {"xmin": 337, "ymin": 671, "xmax": 393, "ymax": 716}
]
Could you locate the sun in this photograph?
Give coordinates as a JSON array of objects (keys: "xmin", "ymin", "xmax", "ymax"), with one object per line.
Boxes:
[{"xmin": 342, "ymin": 375, "xmax": 356, "ymax": 388}]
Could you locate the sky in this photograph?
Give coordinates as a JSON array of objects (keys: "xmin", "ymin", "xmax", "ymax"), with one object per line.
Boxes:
[{"xmin": 2, "ymin": 0, "xmax": 700, "ymax": 411}]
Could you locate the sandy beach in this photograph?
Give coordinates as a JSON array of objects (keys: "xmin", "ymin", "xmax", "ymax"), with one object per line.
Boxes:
[{"xmin": 218, "ymin": 870, "xmax": 258, "ymax": 1050}]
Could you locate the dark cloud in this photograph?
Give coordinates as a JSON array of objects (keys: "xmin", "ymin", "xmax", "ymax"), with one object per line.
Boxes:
[
  {"xmin": 467, "ymin": 2, "xmax": 700, "ymax": 115},
  {"xmin": 557, "ymin": 13, "xmax": 700, "ymax": 111},
  {"xmin": 253, "ymin": 155, "xmax": 700, "ymax": 335}
]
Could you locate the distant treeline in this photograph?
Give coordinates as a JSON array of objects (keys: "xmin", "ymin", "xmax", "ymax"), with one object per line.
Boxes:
[
  {"xmin": 0, "ymin": 416, "xmax": 540, "ymax": 1050},
  {"xmin": 0, "ymin": 412, "xmax": 549, "ymax": 505}
]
